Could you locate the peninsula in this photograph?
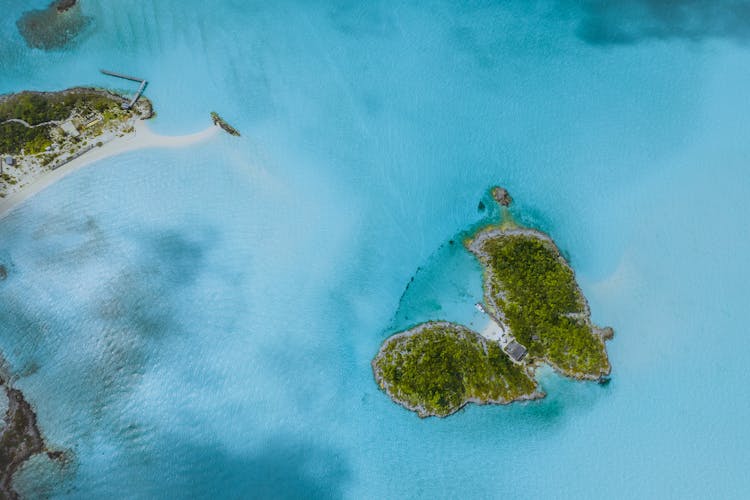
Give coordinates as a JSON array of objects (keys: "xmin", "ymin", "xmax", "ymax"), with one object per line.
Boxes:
[
  {"xmin": 0, "ymin": 87, "xmax": 152, "ymax": 199},
  {"xmin": 0, "ymin": 87, "xmax": 220, "ymax": 219},
  {"xmin": 372, "ymin": 188, "xmax": 614, "ymax": 417}
]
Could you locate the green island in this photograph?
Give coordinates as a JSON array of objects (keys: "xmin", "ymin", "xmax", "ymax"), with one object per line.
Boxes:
[
  {"xmin": 0, "ymin": 87, "xmax": 152, "ymax": 198},
  {"xmin": 372, "ymin": 322, "xmax": 541, "ymax": 417},
  {"xmin": 469, "ymin": 228, "xmax": 612, "ymax": 379},
  {"xmin": 372, "ymin": 187, "xmax": 613, "ymax": 418}
]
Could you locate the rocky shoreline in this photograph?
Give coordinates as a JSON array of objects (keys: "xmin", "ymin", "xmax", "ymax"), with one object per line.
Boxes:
[
  {"xmin": 210, "ymin": 112, "xmax": 240, "ymax": 136},
  {"xmin": 372, "ymin": 321, "xmax": 543, "ymax": 418},
  {"xmin": 1, "ymin": 87, "xmax": 153, "ymax": 199},
  {"xmin": 466, "ymin": 224, "xmax": 612, "ymax": 381},
  {"xmin": 0, "ymin": 377, "xmax": 64, "ymax": 499}
]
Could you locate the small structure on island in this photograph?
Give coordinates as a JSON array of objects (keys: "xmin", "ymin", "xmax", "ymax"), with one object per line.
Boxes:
[
  {"xmin": 505, "ymin": 340, "xmax": 527, "ymax": 362},
  {"xmin": 475, "ymin": 302, "xmax": 528, "ymax": 362},
  {"xmin": 4, "ymin": 156, "xmax": 14, "ymax": 167},
  {"xmin": 60, "ymin": 121, "xmax": 80, "ymax": 138}
]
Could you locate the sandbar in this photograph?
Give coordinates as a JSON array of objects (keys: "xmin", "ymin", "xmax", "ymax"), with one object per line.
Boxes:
[{"xmin": 0, "ymin": 120, "xmax": 220, "ymax": 220}]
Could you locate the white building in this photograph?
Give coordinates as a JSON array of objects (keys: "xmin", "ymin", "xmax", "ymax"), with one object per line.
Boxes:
[{"xmin": 60, "ymin": 121, "xmax": 80, "ymax": 138}]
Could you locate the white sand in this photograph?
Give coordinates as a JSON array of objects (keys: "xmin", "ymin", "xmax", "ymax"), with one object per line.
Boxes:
[
  {"xmin": 0, "ymin": 120, "xmax": 220, "ymax": 219},
  {"xmin": 480, "ymin": 318, "xmax": 517, "ymax": 349},
  {"xmin": 480, "ymin": 320, "xmax": 504, "ymax": 341}
]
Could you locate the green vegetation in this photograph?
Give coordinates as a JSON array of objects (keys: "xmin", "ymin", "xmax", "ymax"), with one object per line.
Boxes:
[
  {"xmin": 0, "ymin": 90, "xmax": 119, "ymax": 125},
  {"xmin": 373, "ymin": 188, "xmax": 613, "ymax": 418},
  {"xmin": 0, "ymin": 90, "xmax": 125, "ymax": 154},
  {"xmin": 479, "ymin": 233, "xmax": 608, "ymax": 376},
  {"xmin": 210, "ymin": 111, "xmax": 241, "ymax": 136},
  {"xmin": 373, "ymin": 322, "xmax": 537, "ymax": 417},
  {"xmin": 0, "ymin": 122, "xmax": 52, "ymax": 154}
]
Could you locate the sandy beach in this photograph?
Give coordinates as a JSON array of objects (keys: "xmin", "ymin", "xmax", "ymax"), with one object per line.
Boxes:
[{"xmin": 0, "ymin": 120, "xmax": 220, "ymax": 219}]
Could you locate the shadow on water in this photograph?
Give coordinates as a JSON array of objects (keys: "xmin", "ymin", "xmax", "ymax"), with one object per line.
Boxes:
[
  {"xmin": 387, "ymin": 189, "xmax": 501, "ymax": 333},
  {"xmin": 0, "ymin": 213, "xmax": 238, "ymax": 434},
  {"xmin": 387, "ymin": 236, "xmax": 483, "ymax": 334},
  {"xmin": 515, "ymin": 374, "xmax": 608, "ymax": 428},
  {"xmin": 136, "ymin": 437, "xmax": 350, "ymax": 500},
  {"xmin": 557, "ymin": 0, "xmax": 750, "ymax": 45},
  {"xmin": 0, "ymin": 213, "xmax": 260, "ymax": 495},
  {"xmin": 16, "ymin": 1, "xmax": 92, "ymax": 51},
  {"xmin": 470, "ymin": 0, "xmax": 750, "ymax": 46},
  {"xmin": 449, "ymin": 370, "xmax": 614, "ymax": 439}
]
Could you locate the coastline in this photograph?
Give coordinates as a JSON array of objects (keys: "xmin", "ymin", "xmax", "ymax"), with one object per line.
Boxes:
[
  {"xmin": 0, "ymin": 120, "xmax": 219, "ymax": 220},
  {"xmin": 372, "ymin": 321, "xmax": 543, "ymax": 418},
  {"xmin": 373, "ymin": 187, "xmax": 614, "ymax": 417},
  {"xmin": 0, "ymin": 355, "xmax": 66, "ymax": 500},
  {"xmin": 467, "ymin": 225, "xmax": 612, "ymax": 381}
]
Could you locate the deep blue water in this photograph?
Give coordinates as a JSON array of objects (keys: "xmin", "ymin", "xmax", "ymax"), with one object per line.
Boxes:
[{"xmin": 1, "ymin": 1, "xmax": 750, "ymax": 498}]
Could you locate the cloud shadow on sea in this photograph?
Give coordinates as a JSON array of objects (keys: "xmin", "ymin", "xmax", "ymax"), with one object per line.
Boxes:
[
  {"xmin": 562, "ymin": 0, "xmax": 750, "ymax": 45},
  {"xmin": 116, "ymin": 436, "xmax": 351, "ymax": 499},
  {"xmin": 449, "ymin": 0, "xmax": 750, "ymax": 49}
]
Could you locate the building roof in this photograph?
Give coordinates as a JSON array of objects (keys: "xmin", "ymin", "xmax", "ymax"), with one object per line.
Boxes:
[
  {"xmin": 4, "ymin": 156, "xmax": 13, "ymax": 165},
  {"xmin": 60, "ymin": 121, "xmax": 80, "ymax": 137},
  {"xmin": 505, "ymin": 340, "xmax": 528, "ymax": 362}
]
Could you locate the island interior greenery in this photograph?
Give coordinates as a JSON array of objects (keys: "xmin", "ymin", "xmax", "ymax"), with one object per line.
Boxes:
[
  {"xmin": 477, "ymin": 233, "xmax": 609, "ymax": 377},
  {"xmin": 0, "ymin": 89, "xmax": 138, "ymax": 155},
  {"xmin": 372, "ymin": 322, "xmax": 538, "ymax": 418},
  {"xmin": 0, "ymin": 87, "xmax": 153, "ymax": 198},
  {"xmin": 372, "ymin": 187, "xmax": 613, "ymax": 418}
]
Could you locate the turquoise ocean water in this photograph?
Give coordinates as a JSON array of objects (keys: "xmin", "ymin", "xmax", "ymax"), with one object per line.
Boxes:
[{"xmin": 1, "ymin": 1, "xmax": 750, "ymax": 497}]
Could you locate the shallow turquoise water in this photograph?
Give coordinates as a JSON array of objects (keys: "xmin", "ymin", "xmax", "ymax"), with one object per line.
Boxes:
[{"xmin": 1, "ymin": 1, "xmax": 750, "ymax": 498}]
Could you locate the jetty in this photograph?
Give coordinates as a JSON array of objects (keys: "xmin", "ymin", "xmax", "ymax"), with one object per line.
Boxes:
[{"xmin": 100, "ymin": 69, "xmax": 148, "ymax": 110}]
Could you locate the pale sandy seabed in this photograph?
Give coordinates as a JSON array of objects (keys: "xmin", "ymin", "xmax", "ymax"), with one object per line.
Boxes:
[{"xmin": 0, "ymin": 120, "xmax": 219, "ymax": 219}]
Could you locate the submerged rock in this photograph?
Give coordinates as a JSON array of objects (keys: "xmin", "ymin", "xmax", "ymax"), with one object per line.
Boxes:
[
  {"xmin": 0, "ymin": 265, "xmax": 6, "ymax": 281},
  {"xmin": 16, "ymin": 1, "xmax": 91, "ymax": 50},
  {"xmin": 596, "ymin": 326, "xmax": 615, "ymax": 341},
  {"xmin": 55, "ymin": 0, "xmax": 77, "ymax": 13}
]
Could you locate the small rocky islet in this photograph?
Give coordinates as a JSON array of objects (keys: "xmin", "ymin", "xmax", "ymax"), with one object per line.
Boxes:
[
  {"xmin": 0, "ymin": 87, "xmax": 153, "ymax": 199},
  {"xmin": 16, "ymin": 0, "xmax": 91, "ymax": 51},
  {"xmin": 210, "ymin": 112, "xmax": 241, "ymax": 137},
  {"xmin": 372, "ymin": 187, "xmax": 613, "ymax": 418},
  {"xmin": 0, "ymin": 376, "xmax": 65, "ymax": 500}
]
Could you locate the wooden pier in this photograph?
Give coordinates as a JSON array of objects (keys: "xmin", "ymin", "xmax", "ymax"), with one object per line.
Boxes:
[{"xmin": 100, "ymin": 69, "xmax": 148, "ymax": 109}]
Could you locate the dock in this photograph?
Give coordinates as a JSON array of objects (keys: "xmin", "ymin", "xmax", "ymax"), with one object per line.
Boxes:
[{"xmin": 100, "ymin": 69, "xmax": 148, "ymax": 109}]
